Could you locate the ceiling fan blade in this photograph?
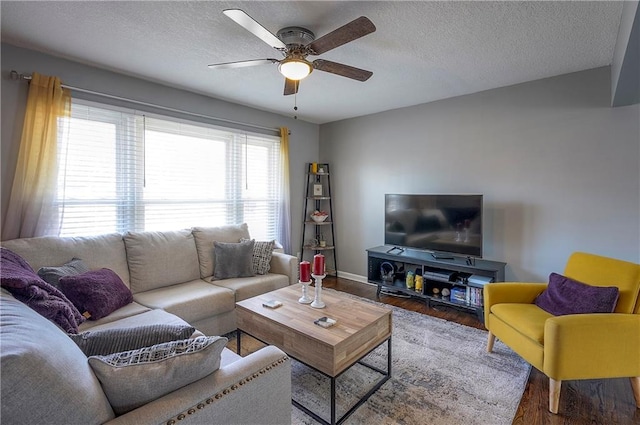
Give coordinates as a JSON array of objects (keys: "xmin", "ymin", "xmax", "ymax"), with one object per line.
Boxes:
[
  {"xmin": 307, "ymin": 16, "xmax": 376, "ymax": 55},
  {"xmin": 313, "ymin": 59, "xmax": 373, "ymax": 82},
  {"xmin": 208, "ymin": 59, "xmax": 279, "ymax": 69},
  {"xmin": 284, "ymin": 79, "xmax": 299, "ymax": 96},
  {"xmin": 223, "ymin": 9, "xmax": 287, "ymax": 50}
]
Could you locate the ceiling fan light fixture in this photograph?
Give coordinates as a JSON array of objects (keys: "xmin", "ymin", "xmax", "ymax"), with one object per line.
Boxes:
[{"xmin": 278, "ymin": 58, "xmax": 312, "ymax": 80}]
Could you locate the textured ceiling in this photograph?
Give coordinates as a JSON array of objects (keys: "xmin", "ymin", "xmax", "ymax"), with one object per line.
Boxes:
[{"xmin": 1, "ymin": 1, "xmax": 624, "ymax": 124}]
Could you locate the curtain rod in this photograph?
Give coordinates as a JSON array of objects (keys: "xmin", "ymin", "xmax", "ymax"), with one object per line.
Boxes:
[{"xmin": 9, "ymin": 70, "xmax": 286, "ymax": 135}]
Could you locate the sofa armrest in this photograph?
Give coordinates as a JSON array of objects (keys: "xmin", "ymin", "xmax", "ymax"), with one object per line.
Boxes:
[
  {"xmin": 105, "ymin": 345, "xmax": 291, "ymax": 425},
  {"xmin": 543, "ymin": 313, "xmax": 640, "ymax": 380},
  {"xmin": 484, "ymin": 282, "xmax": 547, "ymax": 325},
  {"xmin": 269, "ymin": 252, "xmax": 299, "ymax": 285}
]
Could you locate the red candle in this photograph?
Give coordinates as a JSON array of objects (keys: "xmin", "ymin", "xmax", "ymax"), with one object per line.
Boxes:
[
  {"xmin": 299, "ymin": 261, "xmax": 311, "ymax": 282},
  {"xmin": 313, "ymin": 254, "xmax": 325, "ymax": 276}
]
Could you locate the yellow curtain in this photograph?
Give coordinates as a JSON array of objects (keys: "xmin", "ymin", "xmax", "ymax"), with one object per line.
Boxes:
[
  {"xmin": 279, "ymin": 127, "xmax": 292, "ymax": 254},
  {"xmin": 2, "ymin": 72, "xmax": 71, "ymax": 240}
]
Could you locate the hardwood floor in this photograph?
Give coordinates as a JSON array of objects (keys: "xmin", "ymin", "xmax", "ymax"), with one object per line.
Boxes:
[{"xmin": 323, "ymin": 276, "xmax": 640, "ymax": 425}]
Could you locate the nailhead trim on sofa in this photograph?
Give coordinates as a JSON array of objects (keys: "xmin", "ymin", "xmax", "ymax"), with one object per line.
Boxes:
[{"xmin": 164, "ymin": 355, "xmax": 290, "ymax": 424}]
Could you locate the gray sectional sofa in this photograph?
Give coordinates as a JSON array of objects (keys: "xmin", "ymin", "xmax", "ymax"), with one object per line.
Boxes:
[{"xmin": 1, "ymin": 223, "xmax": 298, "ymax": 424}]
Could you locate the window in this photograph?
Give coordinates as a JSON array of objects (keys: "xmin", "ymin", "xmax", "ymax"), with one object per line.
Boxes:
[{"xmin": 56, "ymin": 100, "xmax": 282, "ymax": 240}]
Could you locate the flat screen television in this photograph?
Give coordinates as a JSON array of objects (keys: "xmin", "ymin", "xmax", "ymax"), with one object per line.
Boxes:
[{"xmin": 385, "ymin": 194, "xmax": 483, "ymax": 258}]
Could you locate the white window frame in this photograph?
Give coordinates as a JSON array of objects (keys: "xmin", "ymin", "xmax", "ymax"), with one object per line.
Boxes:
[{"xmin": 55, "ymin": 99, "xmax": 282, "ymax": 240}]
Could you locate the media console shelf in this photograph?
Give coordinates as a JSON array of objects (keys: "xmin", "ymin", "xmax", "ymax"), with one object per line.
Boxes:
[{"xmin": 366, "ymin": 245, "xmax": 506, "ymax": 321}]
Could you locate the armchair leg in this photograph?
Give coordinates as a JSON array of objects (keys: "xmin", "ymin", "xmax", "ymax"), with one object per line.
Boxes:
[
  {"xmin": 486, "ymin": 332, "xmax": 495, "ymax": 353},
  {"xmin": 631, "ymin": 377, "xmax": 640, "ymax": 408},
  {"xmin": 549, "ymin": 379, "xmax": 561, "ymax": 414}
]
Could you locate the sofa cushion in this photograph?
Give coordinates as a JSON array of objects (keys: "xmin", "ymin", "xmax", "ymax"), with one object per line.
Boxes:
[
  {"xmin": 192, "ymin": 223, "xmax": 251, "ymax": 278},
  {"xmin": 78, "ymin": 308, "xmax": 197, "ymax": 333},
  {"xmin": 70, "ymin": 323, "xmax": 196, "ymax": 356},
  {"xmin": 490, "ymin": 303, "xmax": 552, "ymax": 344},
  {"xmin": 2, "ymin": 233, "xmax": 130, "ymax": 286},
  {"xmin": 0, "ymin": 248, "xmax": 85, "ymax": 333},
  {"xmin": 59, "ymin": 269, "xmax": 134, "ymax": 320},
  {"xmin": 241, "ymin": 238, "xmax": 275, "ymax": 275},
  {"xmin": 0, "ymin": 290, "xmax": 115, "ymax": 424},
  {"xmin": 535, "ymin": 272, "xmax": 620, "ymax": 316},
  {"xmin": 133, "ymin": 279, "xmax": 236, "ymax": 323},
  {"xmin": 89, "ymin": 336, "xmax": 227, "ymax": 415},
  {"xmin": 213, "ymin": 239, "xmax": 255, "ymax": 280},
  {"xmin": 37, "ymin": 257, "xmax": 89, "ymax": 289},
  {"xmin": 124, "ymin": 229, "xmax": 200, "ymax": 293},
  {"xmin": 211, "ymin": 273, "xmax": 290, "ymax": 302},
  {"xmin": 78, "ymin": 301, "xmax": 151, "ymax": 331}
]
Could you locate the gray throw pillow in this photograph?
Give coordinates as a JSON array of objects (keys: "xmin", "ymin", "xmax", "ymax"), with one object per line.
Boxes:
[
  {"xmin": 69, "ymin": 324, "xmax": 196, "ymax": 356},
  {"xmin": 88, "ymin": 336, "xmax": 227, "ymax": 415},
  {"xmin": 241, "ymin": 238, "xmax": 275, "ymax": 275},
  {"xmin": 212, "ymin": 239, "xmax": 255, "ymax": 280},
  {"xmin": 37, "ymin": 258, "xmax": 89, "ymax": 289}
]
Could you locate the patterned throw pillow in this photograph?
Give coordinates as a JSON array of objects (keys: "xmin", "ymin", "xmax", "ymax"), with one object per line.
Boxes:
[
  {"xmin": 37, "ymin": 258, "xmax": 90, "ymax": 289},
  {"xmin": 241, "ymin": 238, "xmax": 275, "ymax": 275},
  {"xmin": 69, "ymin": 324, "xmax": 196, "ymax": 356},
  {"xmin": 88, "ymin": 336, "xmax": 227, "ymax": 415}
]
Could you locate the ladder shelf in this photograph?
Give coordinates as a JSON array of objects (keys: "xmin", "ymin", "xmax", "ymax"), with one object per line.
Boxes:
[{"xmin": 300, "ymin": 163, "xmax": 337, "ymax": 276}]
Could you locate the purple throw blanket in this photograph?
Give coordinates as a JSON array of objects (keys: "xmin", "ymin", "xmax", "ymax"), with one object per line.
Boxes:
[{"xmin": 1, "ymin": 247, "xmax": 85, "ymax": 333}]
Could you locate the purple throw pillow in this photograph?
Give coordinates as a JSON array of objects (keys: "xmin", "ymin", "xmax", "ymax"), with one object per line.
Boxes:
[
  {"xmin": 59, "ymin": 269, "xmax": 133, "ymax": 321},
  {"xmin": 1, "ymin": 247, "xmax": 85, "ymax": 333},
  {"xmin": 534, "ymin": 272, "xmax": 619, "ymax": 316}
]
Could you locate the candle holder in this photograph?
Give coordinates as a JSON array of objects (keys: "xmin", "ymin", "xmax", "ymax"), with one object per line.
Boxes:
[
  {"xmin": 310, "ymin": 273, "xmax": 327, "ymax": 309},
  {"xmin": 298, "ymin": 280, "xmax": 313, "ymax": 304}
]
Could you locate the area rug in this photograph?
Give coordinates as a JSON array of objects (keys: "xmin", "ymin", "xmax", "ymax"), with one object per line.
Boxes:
[{"xmin": 289, "ymin": 290, "xmax": 531, "ymax": 425}]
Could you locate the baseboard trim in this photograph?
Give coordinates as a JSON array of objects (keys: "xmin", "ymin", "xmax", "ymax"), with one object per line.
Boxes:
[{"xmin": 335, "ymin": 270, "xmax": 374, "ymax": 285}]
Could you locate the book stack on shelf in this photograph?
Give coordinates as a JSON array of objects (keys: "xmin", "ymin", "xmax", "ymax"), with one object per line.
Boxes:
[
  {"xmin": 449, "ymin": 287, "xmax": 465, "ymax": 304},
  {"xmin": 450, "ymin": 286, "xmax": 484, "ymax": 307}
]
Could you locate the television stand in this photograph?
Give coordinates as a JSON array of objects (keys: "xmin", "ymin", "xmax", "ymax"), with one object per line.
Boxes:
[{"xmin": 366, "ymin": 246, "xmax": 506, "ymax": 322}]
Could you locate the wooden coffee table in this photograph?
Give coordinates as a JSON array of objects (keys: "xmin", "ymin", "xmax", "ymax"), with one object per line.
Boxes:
[{"xmin": 236, "ymin": 284, "xmax": 392, "ymax": 425}]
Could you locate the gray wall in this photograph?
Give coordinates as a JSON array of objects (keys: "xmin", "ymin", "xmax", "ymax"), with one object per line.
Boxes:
[
  {"xmin": 320, "ymin": 67, "xmax": 640, "ymax": 282},
  {"xmin": 612, "ymin": 0, "xmax": 640, "ymax": 106},
  {"xmin": 1, "ymin": 43, "xmax": 320, "ymax": 252}
]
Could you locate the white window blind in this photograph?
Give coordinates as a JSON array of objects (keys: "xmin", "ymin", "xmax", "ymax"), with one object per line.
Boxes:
[{"xmin": 56, "ymin": 100, "xmax": 282, "ymax": 240}]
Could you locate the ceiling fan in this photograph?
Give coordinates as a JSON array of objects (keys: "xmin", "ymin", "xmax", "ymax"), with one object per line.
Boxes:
[{"xmin": 208, "ymin": 9, "xmax": 376, "ymax": 95}]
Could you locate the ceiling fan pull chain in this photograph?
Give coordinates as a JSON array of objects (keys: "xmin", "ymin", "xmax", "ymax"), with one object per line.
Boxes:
[{"xmin": 294, "ymin": 86, "xmax": 298, "ymax": 120}]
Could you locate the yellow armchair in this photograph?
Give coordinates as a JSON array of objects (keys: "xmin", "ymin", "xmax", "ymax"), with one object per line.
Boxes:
[{"xmin": 484, "ymin": 252, "xmax": 640, "ymax": 414}]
